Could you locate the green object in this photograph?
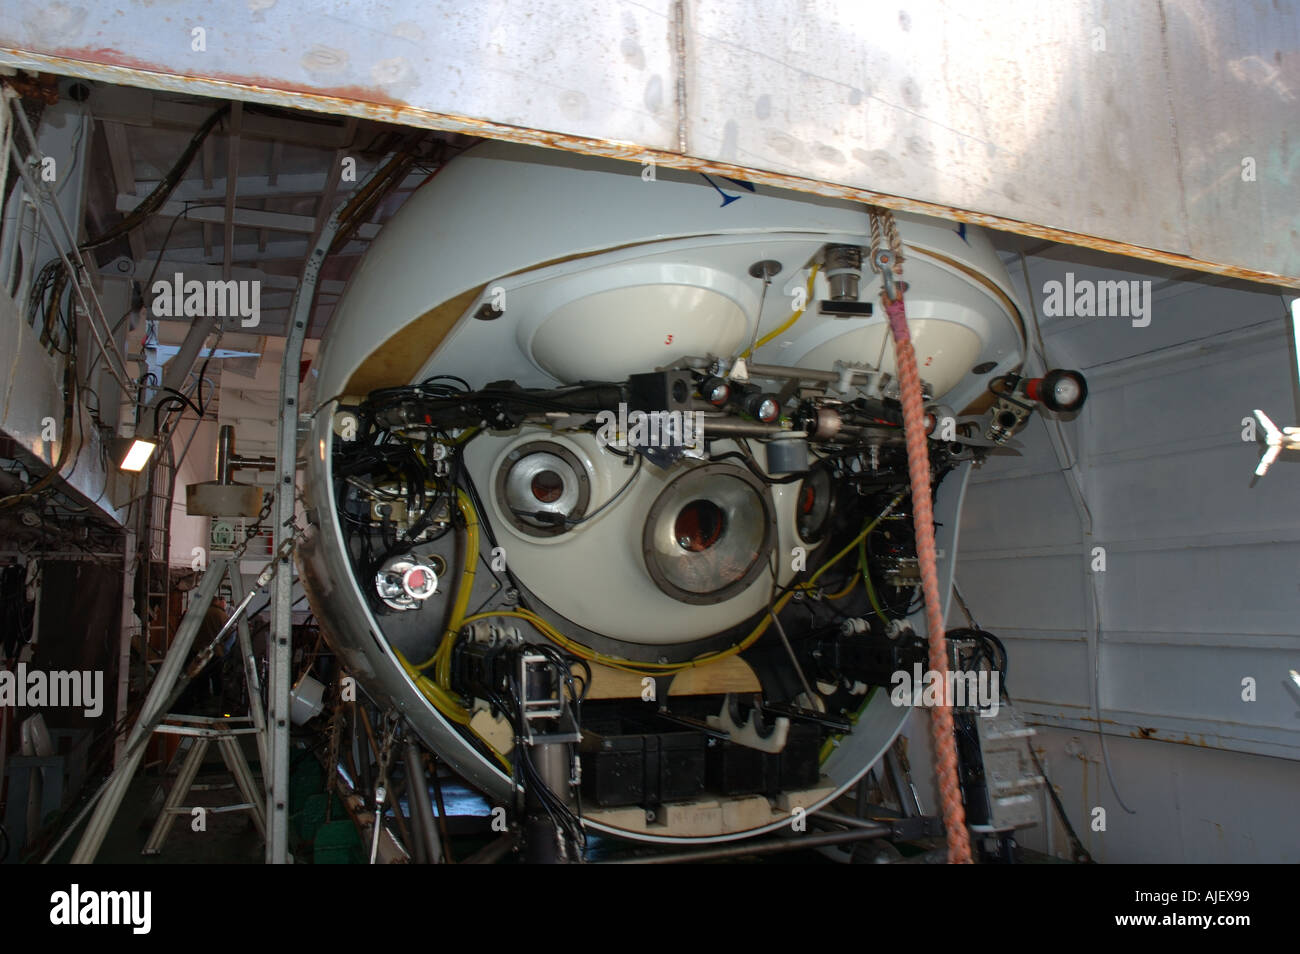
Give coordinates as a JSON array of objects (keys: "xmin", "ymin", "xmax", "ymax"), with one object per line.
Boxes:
[
  {"xmin": 293, "ymin": 792, "xmax": 348, "ymax": 843},
  {"xmin": 313, "ymin": 820, "xmax": 363, "ymax": 864},
  {"xmin": 289, "ymin": 757, "xmax": 325, "ymax": 813}
]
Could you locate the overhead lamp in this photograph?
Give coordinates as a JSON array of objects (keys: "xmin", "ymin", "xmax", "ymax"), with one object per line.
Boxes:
[{"xmin": 111, "ymin": 436, "xmax": 157, "ymax": 472}]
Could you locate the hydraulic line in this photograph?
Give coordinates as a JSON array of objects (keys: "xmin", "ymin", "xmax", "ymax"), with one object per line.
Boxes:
[
  {"xmin": 876, "ymin": 224, "xmax": 973, "ymax": 864},
  {"xmin": 744, "ymin": 265, "xmax": 821, "ymax": 357}
]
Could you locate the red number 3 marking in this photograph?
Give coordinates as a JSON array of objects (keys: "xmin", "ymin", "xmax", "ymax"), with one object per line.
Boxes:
[{"xmin": 665, "ymin": 333, "xmax": 674, "ymax": 345}]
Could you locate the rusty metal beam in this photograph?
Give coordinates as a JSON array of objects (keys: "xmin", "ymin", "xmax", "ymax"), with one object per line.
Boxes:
[{"xmin": 1, "ymin": 1, "xmax": 1295, "ymax": 287}]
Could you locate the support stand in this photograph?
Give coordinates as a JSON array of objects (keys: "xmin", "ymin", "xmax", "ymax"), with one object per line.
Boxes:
[
  {"xmin": 64, "ymin": 558, "xmax": 269, "ymax": 863},
  {"xmin": 141, "ymin": 715, "xmax": 266, "ymax": 854}
]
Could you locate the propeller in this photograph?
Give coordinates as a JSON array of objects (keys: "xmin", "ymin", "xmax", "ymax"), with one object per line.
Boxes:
[{"xmin": 1248, "ymin": 297, "xmax": 1300, "ymax": 485}]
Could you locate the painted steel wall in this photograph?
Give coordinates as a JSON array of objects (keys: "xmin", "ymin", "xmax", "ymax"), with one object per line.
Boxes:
[
  {"xmin": 949, "ymin": 249, "xmax": 1300, "ymax": 862},
  {"xmin": 0, "ymin": 1, "xmax": 1296, "ymax": 286}
]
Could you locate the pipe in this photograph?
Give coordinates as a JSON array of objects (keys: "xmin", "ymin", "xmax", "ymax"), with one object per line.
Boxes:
[
  {"xmin": 426, "ymin": 754, "xmax": 453, "ymax": 863},
  {"xmin": 463, "ymin": 832, "xmax": 518, "ymax": 865},
  {"xmin": 523, "ymin": 742, "xmax": 574, "ymax": 864},
  {"xmin": 217, "ymin": 425, "xmax": 236, "ymax": 484},
  {"xmin": 404, "ymin": 735, "xmax": 442, "ymax": 864},
  {"xmin": 816, "ymin": 808, "xmax": 891, "ymax": 830},
  {"xmin": 695, "ymin": 417, "xmax": 791, "ymax": 438}
]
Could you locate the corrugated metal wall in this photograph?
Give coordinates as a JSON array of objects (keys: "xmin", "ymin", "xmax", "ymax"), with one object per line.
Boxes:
[{"xmin": 948, "ymin": 246, "xmax": 1300, "ymax": 862}]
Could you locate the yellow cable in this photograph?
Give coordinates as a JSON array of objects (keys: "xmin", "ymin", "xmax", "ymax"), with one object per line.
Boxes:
[
  {"xmin": 743, "ymin": 265, "xmax": 820, "ymax": 358},
  {"xmin": 807, "ymin": 491, "xmax": 904, "ymax": 592},
  {"xmin": 819, "ymin": 687, "xmax": 877, "ymax": 763},
  {"xmin": 456, "ymin": 494, "xmax": 902, "ymax": 676},
  {"xmin": 395, "ymin": 649, "xmax": 470, "ymax": 724},
  {"xmin": 825, "ymin": 573, "xmax": 860, "ymax": 601},
  {"xmin": 414, "ymin": 488, "xmax": 478, "ymax": 674},
  {"xmin": 395, "ymin": 648, "xmax": 512, "ymax": 772},
  {"xmin": 419, "ymin": 484, "xmax": 900, "ymax": 700},
  {"xmin": 860, "ymin": 539, "xmax": 889, "ymax": 622}
]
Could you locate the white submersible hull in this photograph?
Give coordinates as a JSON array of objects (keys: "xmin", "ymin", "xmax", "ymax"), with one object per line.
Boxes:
[{"xmin": 298, "ymin": 142, "xmax": 1027, "ymax": 843}]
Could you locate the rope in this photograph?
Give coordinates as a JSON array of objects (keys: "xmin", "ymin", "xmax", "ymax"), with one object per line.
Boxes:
[{"xmin": 875, "ymin": 209, "xmax": 973, "ymax": 864}]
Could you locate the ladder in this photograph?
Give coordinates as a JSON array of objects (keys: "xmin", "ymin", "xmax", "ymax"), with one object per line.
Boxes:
[
  {"xmin": 142, "ymin": 714, "xmax": 266, "ymax": 854},
  {"xmin": 141, "ymin": 442, "xmax": 175, "ymax": 672},
  {"xmin": 67, "ymin": 557, "xmax": 273, "ymax": 863}
]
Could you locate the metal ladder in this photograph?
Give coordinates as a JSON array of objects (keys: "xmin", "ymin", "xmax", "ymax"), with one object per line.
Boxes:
[
  {"xmin": 142, "ymin": 714, "xmax": 266, "ymax": 854},
  {"xmin": 67, "ymin": 557, "xmax": 272, "ymax": 862},
  {"xmin": 141, "ymin": 443, "xmax": 175, "ymax": 672}
]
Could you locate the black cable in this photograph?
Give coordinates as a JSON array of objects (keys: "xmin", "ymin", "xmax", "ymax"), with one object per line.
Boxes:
[
  {"xmin": 419, "ymin": 374, "xmax": 471, "ymax": 391},
  {"xmin": 158, "ymin": 386, "xmax": 203, "ymax": 418},
  {"xmin": 79, "ymin": 103, "xmax": 231, "ymax": 251},
  {"xmin": 1021, "ymin": 723, "xmax": 1094, "ymax": 864},
  {"xmin": 194, "ymin": 344, "xmax": 216, "ymax": 418},
  {"xmin": 0, "ymin": 301, "xmax": 78, "ymax": 511},
  {"xmin": 564, "ymin": 454, "xmax": 642, "ymax": 527}
]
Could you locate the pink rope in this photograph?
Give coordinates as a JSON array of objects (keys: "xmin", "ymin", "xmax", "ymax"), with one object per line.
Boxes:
[{"xmin": 884, "ymin": 294, "xmax": 973, "ymax": 865}]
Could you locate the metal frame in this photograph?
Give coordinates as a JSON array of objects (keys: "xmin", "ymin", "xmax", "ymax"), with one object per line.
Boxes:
[
  {"xmin": 141, "ymin": 717, "xmax": 267, "ymax": 856},
  {"xmin": 68, "ymin": 558, "xmax": 229, "ymax": 862},
  {"xmin": 265, "ymin": 201, "xmax": 344, "ymax": 862}
]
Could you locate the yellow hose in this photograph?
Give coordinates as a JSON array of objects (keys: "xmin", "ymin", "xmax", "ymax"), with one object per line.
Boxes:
[
  {"xmin": 742, "ymin": 266, "xmax": 820, "ymax": 358},
  {"xmin": 414, "ymin": 488, "xmax": 478, "ymax": 675},
  {"xmin": 859, "ymin": 537, "xmax": 890, "ymax": 622},
  {"xmin": 825, "ymin": 573, "xmax": 860, "ymax": 601},
  {"xmin": 455, "ymin": 493, "xmax": 903, "ymax": 677},
  {"xmin": 395, "ymin": 648, "xmax": 470, "ymax": 725},
  {"xmin": 395, "ymin": 651, "xmax": 512, "ymax": 772}
]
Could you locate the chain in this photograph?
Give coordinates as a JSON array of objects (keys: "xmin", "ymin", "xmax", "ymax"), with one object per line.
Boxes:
[
  {"xmin": 368, "ymin": 712, "xmax": 401, "ymax": 863},
  {"xmin": 229, "ymin": 489, "xmax": 276, "ymax": 563}
]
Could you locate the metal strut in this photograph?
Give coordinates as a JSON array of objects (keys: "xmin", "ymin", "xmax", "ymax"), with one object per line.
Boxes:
[
  {"xmin": 59, "ymin": 556, "xmax": 277, "ymax": 863},
  {"xmin": 265, "ymin": 196, "xmax": 347, "ymax": 863}
]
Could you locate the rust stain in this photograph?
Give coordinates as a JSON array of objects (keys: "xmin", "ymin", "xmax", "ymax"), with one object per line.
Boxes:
[
  {"xmin": 1073, "ymin": 715, "xmax": 1122, "ymax": 727},
  {"xmin": 1129, "ymin": 726, "xmax": 1214, "ymax": 748},
  {"xmin": 46, "ymin": 45, "xmax": 412, "ymax": 110},
  {"xmin": 3, "ymin": 44, "xmax": 1297, "ymax": 289}
]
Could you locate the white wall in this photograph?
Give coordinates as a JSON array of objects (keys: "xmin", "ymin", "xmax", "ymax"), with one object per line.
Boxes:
[{"xmin": 914, "ymin": 247, "xmax": 1300, "ymax": 862}]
